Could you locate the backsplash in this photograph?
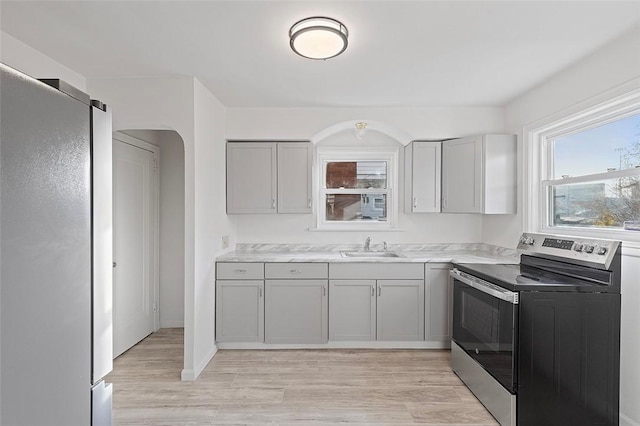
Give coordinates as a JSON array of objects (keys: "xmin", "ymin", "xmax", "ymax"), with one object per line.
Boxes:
[{"xmin": 234, "ymin": 242, "xmax": 519, "ymax": 258}]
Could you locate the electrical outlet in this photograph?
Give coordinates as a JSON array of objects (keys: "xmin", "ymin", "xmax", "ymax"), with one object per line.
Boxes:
[{"xmin": 221, "ymin": 235, "xmax": 229, "ymax": 249}]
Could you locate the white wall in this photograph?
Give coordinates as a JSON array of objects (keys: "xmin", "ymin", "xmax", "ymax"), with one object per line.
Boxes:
[
  {"xmin": 85, "ymin": 76, "xmax": 206, "ymax": 380},
  {"xmin": 192, "ymin": 79, "xmax": 236, "ymax": 376},
  {"xmin": 226, "ymin": 106, "xmax": 503, "ymax": 245},
  {"xmin": 484, "ymin": 25, "xmax": 640, "ymax": 249},
  {"xmin": 122, "ymin": 130, "xmax": 186, "ymax": 329},
  {"xmin": 491, "ymin": 26, "xmax": 640, "ymax": 426},
  {"xmin": 89, "ymin": 77, "xmax": 234, "ymax": 381},
  {"xmin": 157, "ymin": 131, "xmax": 186, "ymax": 328},
  {"xmin": 1, "ymin": 31, "xmax": 86, "ymax": 91}
]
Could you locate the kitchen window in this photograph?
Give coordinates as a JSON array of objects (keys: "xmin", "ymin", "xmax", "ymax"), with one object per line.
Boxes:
[
  {"xmin": 316, "ymin": 148, "xmax": 398, "ymax": 230},
  {"xmin": 530, "ymin": 86, "xmax": 640, "ymax": 239}
]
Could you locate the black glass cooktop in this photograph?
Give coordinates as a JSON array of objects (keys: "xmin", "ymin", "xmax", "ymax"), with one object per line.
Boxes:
[{"xmin": 452, "ymin": 262, "xmax": 609, "ymax": 292}]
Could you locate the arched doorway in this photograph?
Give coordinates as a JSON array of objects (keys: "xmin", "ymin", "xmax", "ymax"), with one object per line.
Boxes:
[{"xmin": 112, "ymin": 129, "xmax": 185, "ymax": 357}]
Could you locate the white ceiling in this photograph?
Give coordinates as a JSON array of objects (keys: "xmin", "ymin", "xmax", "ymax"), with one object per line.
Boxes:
[{"xmin": 1, "ymin": 1, "xmax": 639, "ymax": 108}]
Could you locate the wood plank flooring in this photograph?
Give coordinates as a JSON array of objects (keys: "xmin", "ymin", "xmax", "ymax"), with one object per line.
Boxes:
[{"xmin": 108, "ymin": 328, "xmax": 498, "ymax": 425}]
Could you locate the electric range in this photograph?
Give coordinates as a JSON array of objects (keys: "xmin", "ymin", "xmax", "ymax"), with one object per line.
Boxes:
[{"xmin": 450, "ymin": 232, "xmax": 621, "ymax": 426}]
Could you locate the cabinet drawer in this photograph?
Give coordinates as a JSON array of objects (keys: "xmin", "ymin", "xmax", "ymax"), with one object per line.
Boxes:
[
  {"xmin": 329, "ymin": 263, "xmax": 424, "ymax": 280},
  {"xmin": 265, "ymin": 263, "xmax": 328, "ymax": 279},
  {"xmin": 217, "ymin": 262, "xmax": 264, "ymax": 279}
]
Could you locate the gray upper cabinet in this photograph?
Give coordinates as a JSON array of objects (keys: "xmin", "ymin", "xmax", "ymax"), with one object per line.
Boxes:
[
  {"xmin": 376, "ymin": 280, "xmax": 425, "ymax": 341},
  {"xmin": 226, "ymin": 141, "xmax": 312, "ymax": 214},
  {"xmin": 404, "ymin": 141, "xmax": 441, "ymax": 213},
  {"xmin": 424, "ymin": 263, "xmax": 453, "ymax": 343},
  {"xmin": 277, "ymin": 142, "xmax": 312, "ymax": 213},
  {"xmin": 441, "ymin": 134, "xmax": 516, "ymax": 214},
  {"xmin": 227, "ymin": 142, "xmax": 277, "ymax": 213}
]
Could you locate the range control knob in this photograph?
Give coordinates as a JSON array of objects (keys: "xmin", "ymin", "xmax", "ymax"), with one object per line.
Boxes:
[
  {"xmin": 573, "ymin": 243, "xmax": 584, "ymax": 252},
  {"xmin": 597, "ymin": 246, "xmax": 608, "ymax": 255},
  {"xmin": 584, "ymin": 245, "xmax": 595, "ymax": 254}
]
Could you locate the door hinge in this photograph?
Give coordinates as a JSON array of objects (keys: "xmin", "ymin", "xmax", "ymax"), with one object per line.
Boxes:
[{"xmin": 153, "ymin": 303, "xmax": 157, "ymax": 312}]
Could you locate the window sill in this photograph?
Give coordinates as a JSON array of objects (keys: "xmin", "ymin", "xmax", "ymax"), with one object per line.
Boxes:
[{"xmin": 308, "ymin": 227, "xmax": 406, "ymax": 232}]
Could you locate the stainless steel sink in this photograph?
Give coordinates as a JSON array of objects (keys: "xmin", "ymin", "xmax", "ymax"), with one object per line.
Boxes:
[{"xmin": 340, "ymin": 251, "xmax": 403, "ymax": 258}]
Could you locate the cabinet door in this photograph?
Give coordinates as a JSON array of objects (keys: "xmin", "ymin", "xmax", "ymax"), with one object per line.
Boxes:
[
  {"xmin": 265, "ymin": 280, "xmax": 328, "ymax": 343},
  {"xmin": 376, "ymin": 280, "xmax": 425, "ymax": 341},
  {"xmin": 277, "ymin": 142, "xmax": 312, "ymax": 213},
  {"xmin": 216, "ymin": 280, "xmax": 264, "ymax": 342},
  {"xmin": 226, "ymin": 142, "xmax": 277, "ymax": 213},
  {"xmin": 405, "ymin": 141, "xmax": 441, "ymax": 213},
  {"xmin": 329, "ymin": 280, "xmax": 376, "ymax": 341},
  {"xmin": 441, "ymin": 136, "xmax": 483, "ymax": 213},
  {"xmin": 424, "ymin": 263, "xmax": 453, "ymax": 342}
]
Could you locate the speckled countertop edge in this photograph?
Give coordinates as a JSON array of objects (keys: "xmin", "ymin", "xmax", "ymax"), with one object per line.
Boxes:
[{"xmin": 216, "ymin": 243, "xmax": 520, "ymax": 264}]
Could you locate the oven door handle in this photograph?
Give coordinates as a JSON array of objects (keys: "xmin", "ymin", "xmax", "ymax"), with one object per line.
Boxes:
[{"xmin": 450, "ymin": 268, "xmax": 519, "ymax": 304}]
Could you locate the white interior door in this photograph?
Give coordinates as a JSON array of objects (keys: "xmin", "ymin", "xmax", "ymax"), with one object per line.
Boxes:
[{"xmin": 113, "ymin": 137, "xmax": 158, "ymax": 357}]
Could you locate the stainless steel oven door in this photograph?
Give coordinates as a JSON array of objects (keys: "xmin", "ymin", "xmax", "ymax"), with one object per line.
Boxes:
[{"xmin": 451, "ymin": 268, "xmax": 518, "ymax": 393}]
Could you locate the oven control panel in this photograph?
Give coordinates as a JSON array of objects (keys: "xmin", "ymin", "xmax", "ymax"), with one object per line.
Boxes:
[{"xmin": 518, "ymin": 233, "xmax": 620, "ymax": 268}]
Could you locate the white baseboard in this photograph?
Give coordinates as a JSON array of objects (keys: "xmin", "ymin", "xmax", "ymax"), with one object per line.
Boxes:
[
  {"xmin": 217, "ymin": 341, "xmax": 451, "ymax": 350},
  {"xmin": 180, "ymin": 368, "xmax": 195, "ymax": 381},
  {"xmin": 160, "ymin": 320, "xmax": 184, "ymax": 328},
  {"xmin": 621, "ymin": 413, "xmax": 640, "ymax": 426},
  {"xmin": 181, "ymin": 344, "xmax": 218, "ymax": 381}
]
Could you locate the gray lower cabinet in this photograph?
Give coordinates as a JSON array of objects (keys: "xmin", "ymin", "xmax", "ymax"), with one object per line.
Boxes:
[
  {"xmin": 424, "ymin": 263, "xmax": 453, "ymax": 342},
  {"xmin": 377, "ymin": 280, "xmax": 425, "ymax": 341},
  {"xmin": 216, "ymin": 280, "xmax": 264, "ymax": 342},
  {"xmin": 265, "ymin": 279, "xmax": 329, "ymax": 343},
  {"xmin": 328, "ymin": 264, "xmax": 426, "ymax": 342},
  {"xmin": 329, "ymin": 280, "xmax": 377, "ymax": 341}
]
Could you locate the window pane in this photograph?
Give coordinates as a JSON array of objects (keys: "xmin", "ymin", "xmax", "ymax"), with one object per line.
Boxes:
[
  {"xmin": 550, "ymin": 177, "xmax": 640, "ymax": 228},
  {"xmin": 553, "ymin": 113, "xmax": 640, "ymax": 178},
  {"xmin": 326, "ymin": 194, "xmax": 387, "ymax": 221},
  {"xmin": 326, "ymin": 161, "xmax": 387, "ymax": 189}
]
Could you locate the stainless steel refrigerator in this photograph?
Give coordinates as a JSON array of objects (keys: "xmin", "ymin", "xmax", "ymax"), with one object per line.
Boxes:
[{"xmin": 1, "ymin": 63, "xmax": 113, "ymax": 425}]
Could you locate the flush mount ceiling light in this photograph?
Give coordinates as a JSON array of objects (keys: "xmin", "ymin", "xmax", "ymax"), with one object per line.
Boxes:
[{"xmin": 289, "ymin": 17, "xmax": 348, "ymax": 60}]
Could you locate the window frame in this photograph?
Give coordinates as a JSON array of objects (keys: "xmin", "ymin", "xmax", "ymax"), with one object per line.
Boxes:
[
  {"xmin": 524, "ymin": 82, "xmax": 640, "ymax": 242},
  {"xmin": 315, "ymin": 147, "xmax": 399, "ymax": 231}
]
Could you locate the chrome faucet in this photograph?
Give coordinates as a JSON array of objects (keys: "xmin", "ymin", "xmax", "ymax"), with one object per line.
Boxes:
[{"xmin": 364, "ymin": 237, "xmax": 372, "ymax": 251}]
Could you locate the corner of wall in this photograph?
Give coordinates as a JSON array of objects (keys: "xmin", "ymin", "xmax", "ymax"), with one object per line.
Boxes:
[{"xmin": 181, "ymin": 344, "xmax": 218, "ymax": 382}]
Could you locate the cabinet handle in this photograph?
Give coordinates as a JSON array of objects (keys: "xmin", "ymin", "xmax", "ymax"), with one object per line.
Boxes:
[
  {"xmin": 272, "ymin": 199, "xmax": 276, "ymax": 209},
  {"xmin": 308, "ymin": 198, "xmax": 312, "ymax": 208},
  {"xmin": 413, "ymin": 197, "xmax": 418, "ymax": 209},
  {"xmin": 377, "ymin": 285, "xmax": 381, "ymax": 297},
  {"xmin": 234, "ymin": 269, "xmax": 247, "ymax": 273},
  {"xmin": 443, "ymin": 198, "xmax": 447, "ymax": 208},
  {"xmin": 371, "ymin": 285, "xmax": 375, "ymax": 296},
  {"xmin": 322, "ymin": 285, "xmax": 327, "ymax": 296},
  {"xmin": 259, "ymin": 286, "xmax": 263, "ymax": 297},
  {"xmin": 289, "ymin": 269, "xmax": 302, "ymax": 274}
]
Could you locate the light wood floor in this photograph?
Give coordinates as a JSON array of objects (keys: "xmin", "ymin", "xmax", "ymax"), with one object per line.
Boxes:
[{"xmin": 107, "ymin": 328, "xmax": 498, "ymax": 425}]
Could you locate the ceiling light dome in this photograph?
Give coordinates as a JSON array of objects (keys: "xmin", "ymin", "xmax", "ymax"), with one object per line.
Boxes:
[{"xmin": 289, "ymin": 17, "xmax": 348, "ymax": 60}]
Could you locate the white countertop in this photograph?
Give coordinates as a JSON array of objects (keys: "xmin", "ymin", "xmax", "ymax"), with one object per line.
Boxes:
[{"xmin": 216, "ymin": 243, "xmax": 520, "ymax": 264}]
